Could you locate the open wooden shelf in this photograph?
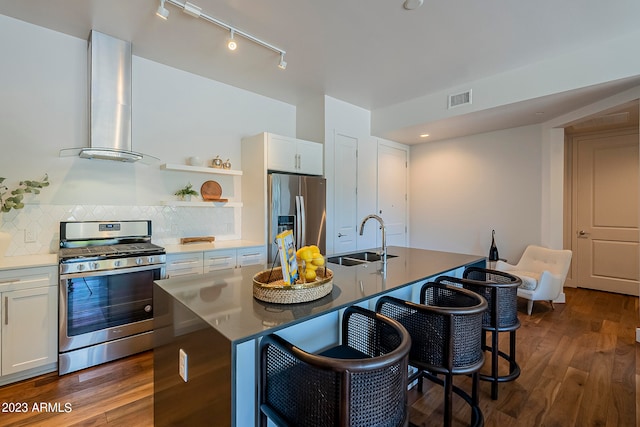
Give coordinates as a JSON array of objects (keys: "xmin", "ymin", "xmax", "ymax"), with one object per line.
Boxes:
[
  {"xmin": 161, "ymin": 201, "xmax": 243, "ymax": 207},
  {"xmin": 160, "ymin": 163, "xmax": 243, "ymax": 176}
]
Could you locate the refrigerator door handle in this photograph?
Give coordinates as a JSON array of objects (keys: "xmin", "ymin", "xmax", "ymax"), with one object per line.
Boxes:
[
  {"xmin": 299, "ymin": 195, "xmax": 306, "ymax": 247},
  {"xmin": 295, "ymin": 196, "xmax": 302, "ymax": 249}
]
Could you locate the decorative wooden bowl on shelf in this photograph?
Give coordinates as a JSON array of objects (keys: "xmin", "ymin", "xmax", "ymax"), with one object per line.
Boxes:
[{"xmin": 252, "ymin": 268, "xmax": 333, "ymax": 304}]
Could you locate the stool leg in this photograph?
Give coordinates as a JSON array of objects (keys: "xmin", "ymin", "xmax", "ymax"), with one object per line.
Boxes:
[
  {"xmin": 472, "ymin": 371, "xmax": 479, "ymax": 406},
  {"xmin": 509, "ymin": 330, "xmax": 517, "ymax": 374},
  {"xmin": 444, "ymin": 373, "xmax": 453, "ymax": 427},
  {"xmin": 491, "ymin": 330, "xmax": 499, "ymax": 400}
]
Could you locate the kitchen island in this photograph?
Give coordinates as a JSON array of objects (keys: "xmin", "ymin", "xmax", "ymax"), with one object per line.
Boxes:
[{"xmin": 153, "ymin": 246, "xmax": 484, "ymax": 426}]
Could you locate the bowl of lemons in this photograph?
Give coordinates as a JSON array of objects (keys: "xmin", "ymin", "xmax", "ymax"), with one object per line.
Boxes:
[{"xmin": 252, "ymin": 245, "xmax": 333, "ymax": 304}]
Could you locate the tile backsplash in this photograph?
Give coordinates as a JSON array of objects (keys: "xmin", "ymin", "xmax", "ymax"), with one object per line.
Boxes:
[{"xmin": 0, "ymin": 204, "xmax": 239, "ymax": 256}]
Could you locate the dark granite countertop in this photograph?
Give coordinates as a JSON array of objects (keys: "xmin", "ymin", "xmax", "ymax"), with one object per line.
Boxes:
[{"xmin": 154, "ymin": 246, "xmax": 484, "ymax": 344}]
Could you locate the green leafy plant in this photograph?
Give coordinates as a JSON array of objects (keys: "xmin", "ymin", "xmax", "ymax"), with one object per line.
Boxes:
[
  {"xmin": 174, "ymin": 182, "xmax": 199, "ymax": 199},
  {"xmin": 0, "ymin": 174, "xmax": 50, "ymax": 213}
]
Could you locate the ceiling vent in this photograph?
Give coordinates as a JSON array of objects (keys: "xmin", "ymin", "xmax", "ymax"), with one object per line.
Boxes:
[{"xmin": 448, "ymin": 89, "xmax": 472, "ymax": 109}]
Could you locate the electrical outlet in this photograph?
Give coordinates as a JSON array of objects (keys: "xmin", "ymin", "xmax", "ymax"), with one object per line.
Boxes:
[
  {"xmin": 179, "ymin": 349, "xmax": 188, "ymax": 382},
  {"xmin": 24, "ymin": 228, "xmax": 37, "ymax": 243}
]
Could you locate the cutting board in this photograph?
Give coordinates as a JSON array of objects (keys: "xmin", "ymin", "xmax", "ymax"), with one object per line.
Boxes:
[{"xmin": 180, "ymin": 236, "xmax": 215, "ymax": 244}]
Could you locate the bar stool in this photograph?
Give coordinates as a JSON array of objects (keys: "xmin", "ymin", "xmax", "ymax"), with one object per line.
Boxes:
[
  {"xmin": 376, "ymin": 283, "xmax": 487, "ymax": 427},
  {"xmin": 436, "ymin": 267, "xmax": 521, "ymax": 400},
  {"xmin": 259, "ymin": 305, "xmax": 411, "ymax": 427}
]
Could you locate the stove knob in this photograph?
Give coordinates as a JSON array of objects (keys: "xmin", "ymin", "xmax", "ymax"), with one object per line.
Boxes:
[
  {"xmin": 136, "ymin": 258, "xmax": 143, "ymax": 265},
  {"xmin": 77, "ymin": 264, "xmax": 85, "ymax": 271},
  {"xmin": 148, "ymin": 256, "xmax": 154, "ymax": 264},
  {"xmin": 91, "ymin": 262, "xmax": 99, "ymax": 270},
  {"xmin": 114, "ymin": 260, "xmax": 122, "ymax": 267}
]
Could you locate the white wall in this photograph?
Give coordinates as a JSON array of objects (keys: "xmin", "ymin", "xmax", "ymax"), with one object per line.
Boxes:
[
  {"xmin": 373, "ymin": 29, "xmax": 640, "ymax": 138},
  {"xmin": 409, "ymin": 124, "xmax": 542, "ymax": 261},
  {"xmin": 0, "ymin": 15, "xmax": 296, "ymax": 255}
]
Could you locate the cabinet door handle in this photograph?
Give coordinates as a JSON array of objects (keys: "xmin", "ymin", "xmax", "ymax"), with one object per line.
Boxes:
[
  {"xmin": 170, "ymin": 260, "xmax": 199, "ymax": 266},
  {"xmin": 4, "ymin": 296, "xmax": 8, "ymax": 325}
]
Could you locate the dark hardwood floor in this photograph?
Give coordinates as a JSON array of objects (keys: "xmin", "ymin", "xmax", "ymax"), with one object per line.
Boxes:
[{"xmin": 0, "ymin": 287, "xmax": 637, "ymax": 426}]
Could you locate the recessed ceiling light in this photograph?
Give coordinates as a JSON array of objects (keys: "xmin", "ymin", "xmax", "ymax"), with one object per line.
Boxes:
[
  {"xmin": 403, "ymin": 0, "xmax": 424, "ymax": 10},
  {"xmin": 420, "ymin": 133, "xmax": 429, "ymax": 138}
]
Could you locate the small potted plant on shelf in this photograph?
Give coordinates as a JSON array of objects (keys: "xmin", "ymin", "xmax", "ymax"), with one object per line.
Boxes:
[{"xmin": 174, "ymin": 183, "xmax": 199, "ymax": 201}]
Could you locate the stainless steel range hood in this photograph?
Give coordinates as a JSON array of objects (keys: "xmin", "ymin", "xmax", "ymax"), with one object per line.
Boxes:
[{"xmin": 61, "ymin": 31, "xmax": 156, "ymax": 163}]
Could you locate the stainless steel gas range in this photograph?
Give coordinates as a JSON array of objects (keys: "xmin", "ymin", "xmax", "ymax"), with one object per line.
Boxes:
[{"xmin": 58, "ymin": 220, "xmax": 166, "ymax": 375}]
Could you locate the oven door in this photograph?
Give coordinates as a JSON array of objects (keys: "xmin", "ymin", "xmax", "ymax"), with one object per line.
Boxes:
[{"xmin": 59, "ymin": 264, "xmax": 164, "ymax": 353}]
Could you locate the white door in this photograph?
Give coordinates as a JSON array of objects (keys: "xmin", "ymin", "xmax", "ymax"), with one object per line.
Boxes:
[
  {"xmin": 378, "ymin": 142, "xmax": 408, "ymax": 247},
  {"xmin": 574, "ymin": 129, "xmax": 639, "ymax": 295},
  {"xmin": 333, "ymin": 133, "xmax": 358, "ymax": 254}
]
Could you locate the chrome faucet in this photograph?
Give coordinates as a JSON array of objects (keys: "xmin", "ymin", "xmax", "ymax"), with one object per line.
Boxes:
[{"xmin": 359, "ymin": 214, "xmax": 387, "ymax": 263}]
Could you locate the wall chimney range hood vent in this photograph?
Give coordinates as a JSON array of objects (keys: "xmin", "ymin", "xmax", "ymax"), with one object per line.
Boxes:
[{"xmin": 61, "ymin": 31, "xmax": 157, "ymax": 163}]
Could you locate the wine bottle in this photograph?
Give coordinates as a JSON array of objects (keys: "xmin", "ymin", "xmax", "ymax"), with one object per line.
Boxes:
[{"xmin": 489, "ymin": 229, "xmax": 499, "ymax": 261}]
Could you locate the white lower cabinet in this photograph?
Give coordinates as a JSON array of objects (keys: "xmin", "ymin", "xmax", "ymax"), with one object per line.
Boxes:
[
  {"xmin": 167, "ymin": 246, "xmax": 266, "ymax": 278},
  {"xmin": 165, "ymin": 252, "xmax": 205, "ymax": 278},
  {"xmin": 0, "ymin": 266, "xmax": 57, "ymax": 382},
  {"xmin": 236, "ymin": 247, "xmax": 267, "ymax": 267},
  {"xmin": 204, "ymin": 249, "xmax": 237, "ymax": 273}
]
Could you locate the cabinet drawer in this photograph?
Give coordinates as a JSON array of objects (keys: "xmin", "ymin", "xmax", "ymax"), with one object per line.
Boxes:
[
  {"xmin": 166, "ymin": 253, "xmax": 204, "ymax": 278},
  {"xmin": 237, "ymin": 247, "xmax": 266, "ymax": 267},
  {"xmin": 204, "ymin": 249, "xmax": 237, "ymax": 272},
  {"xmin": 0, "ymin": 266, "xmax": 56, "ymax": 292}
]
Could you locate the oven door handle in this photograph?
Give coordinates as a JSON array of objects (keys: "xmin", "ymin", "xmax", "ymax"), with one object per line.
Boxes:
[{"xmin": 60, "ymin": 263, "xmax": 165, "ymax": 280}]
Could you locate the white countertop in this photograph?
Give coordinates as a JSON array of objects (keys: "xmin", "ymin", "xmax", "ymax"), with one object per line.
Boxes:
[
  {"xmin": 163, "ymin": 240, "xmax": 264, "ymax": 254},
  {"xmin": 0, "ymin": 253, "xmax": 58, "ymax": 271},
  {"xmin": 0, "ymin": 240, "xmax": 264, "ymax": 271}
]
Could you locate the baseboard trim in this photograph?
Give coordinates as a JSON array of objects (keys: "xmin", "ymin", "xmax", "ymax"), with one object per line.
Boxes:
[{"xmin": 553, "ymin": 292, "xmax": 566, "ymax": 304}]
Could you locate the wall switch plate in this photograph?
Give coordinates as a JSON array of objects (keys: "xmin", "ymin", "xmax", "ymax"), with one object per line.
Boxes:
[
  {"xmin": 24, "ymin": 228, "xmax": 36, "ymax": 243},
  {"xmin": 179, "ymin": 349, "xmax": 188, "ymax": 382},
  {"xmin": 636, "ymin": 328, "xmax": 640, "ymax": 343}
]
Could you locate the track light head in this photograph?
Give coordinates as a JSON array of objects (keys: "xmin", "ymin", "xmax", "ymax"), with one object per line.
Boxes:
[
  {"xmin": 156, "ymin": 0, "xmax": 169, "ymax": 19},
  {"xmin": 227, "ymin": 29, "xmax": 237, "ymax": 51},
  {"xmin": 278, "ymin": 53, "xmax": 287, "ymax": 70}
]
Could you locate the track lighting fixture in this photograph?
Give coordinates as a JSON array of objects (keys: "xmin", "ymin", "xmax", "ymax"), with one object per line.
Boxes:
[
  {"xmin": 182, "ymin": 1, "xmax": 202, "ymax": 18},
  {"xmin": 227, "ymin": 29, "xmax": 237, "ymax": 51},
  {"xmin": 156, "ymin": 0, "xmax": 286, "ymax": 69},
  {"xmin": 278, "ymin": 53, "xmax": 287, "ymax": 70},
  {"xmin": 156, "ymin": 0, "xmax": 169, "ymax": 20}
]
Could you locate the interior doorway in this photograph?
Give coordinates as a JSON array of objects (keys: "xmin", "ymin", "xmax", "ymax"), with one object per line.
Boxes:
[{"xmin": 564, "ymin": 101, "xmax": 640, "ymax": 296}]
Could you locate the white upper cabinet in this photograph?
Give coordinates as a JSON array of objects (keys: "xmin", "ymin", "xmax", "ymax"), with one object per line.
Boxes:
[{"xmin": 265, "ymin": 133, "xmax": 323, "ymax": 176}]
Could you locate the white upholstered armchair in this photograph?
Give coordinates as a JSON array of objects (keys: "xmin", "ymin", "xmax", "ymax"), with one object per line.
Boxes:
[{"xmin": 495, "ymin": 245, "xmax": 572, "ymax": 315}]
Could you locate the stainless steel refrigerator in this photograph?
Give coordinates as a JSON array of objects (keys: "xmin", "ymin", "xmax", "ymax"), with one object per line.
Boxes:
[{"xmin": 268, "ymin": 173, "xmax": 326, "ymax": 263}]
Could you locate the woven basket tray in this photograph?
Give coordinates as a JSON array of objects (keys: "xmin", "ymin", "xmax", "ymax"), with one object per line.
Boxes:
[{"xmin": 253, "ymin": 268, "xmax": 333, "ymax": 304}]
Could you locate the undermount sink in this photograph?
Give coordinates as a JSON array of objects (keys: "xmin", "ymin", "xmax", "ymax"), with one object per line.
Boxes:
[{"xmin": 327, "ymin": 251, "xmax": 397, "ymax": 267}]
